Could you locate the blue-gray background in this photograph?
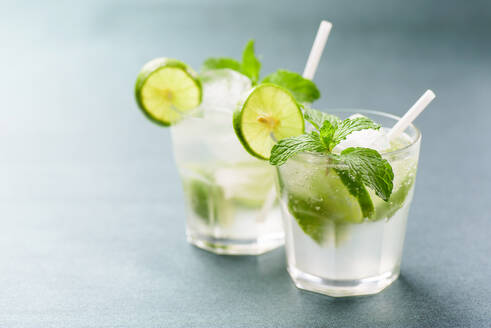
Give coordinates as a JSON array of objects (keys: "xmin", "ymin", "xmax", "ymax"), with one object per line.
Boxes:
[{"xmin": 1, "ymin": 0, "xmax": 490, "ymax": 327}]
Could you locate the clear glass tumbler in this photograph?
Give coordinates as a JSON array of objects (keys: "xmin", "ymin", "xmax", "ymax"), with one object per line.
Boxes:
[
  {"xmin": 277, "ymin": 109, "xmax": 421, "ymax": 296},
  {"xmin": 170, "ymin": 107, "xmax": 283, "ymax": 255}
]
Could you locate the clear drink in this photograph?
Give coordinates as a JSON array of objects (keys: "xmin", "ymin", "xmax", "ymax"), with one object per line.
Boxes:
[
  {"xmin": 170, "ymin": 106, "xmax": 283, "ymax": 255},
  {"xmin": 133, "ymin": 44, "xmax": 306, "ymax": 256},
  {"xmin": 277, "ymin": 110, "xmax": 421, "ymax": 296}
]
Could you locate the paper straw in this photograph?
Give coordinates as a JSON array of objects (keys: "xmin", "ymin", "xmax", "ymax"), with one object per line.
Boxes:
[
  {"xmin": 387, "ymin": 89, "xmax": 436, "ymax": 140},
  {"xmin": 303, "ymin": 20, "xmax": 333, "ymax": 80},
  {"xmin": 259, "ymin": 21, "xmax": 333, "ymax": 222}
]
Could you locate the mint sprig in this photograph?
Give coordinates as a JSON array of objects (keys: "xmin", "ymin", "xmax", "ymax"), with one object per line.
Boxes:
[
  {"xmin": 262, "ymin": 70, "xmax": 320, "ymax": 103},
  {"xmin": 241, "ymin": 40, "xmax": 261, "ymax": 84},
  {"xmin": 319, "ymin": 120, "xmax": 336, "ymax": 149},
  {"xmin": 269, "ymin": 132, "xmax": 326, "ymax": 166},
  {"xmin": 201, "ymin": 42, "xmax": 322, "ymax": 101},
  {"xmin": 270, "ymin": 108, "xmax": 394, "ymax": 214},
  {"xmin": 202, "ymin": 40, "xmax": 261, "ymax": 85},
  {"xmin": 270, "ymin": 113, "xmax": 382, "ymax": 162},
  {"xmin": 303, "ymin": 107, "xmax": 338, "ymax": 130}
]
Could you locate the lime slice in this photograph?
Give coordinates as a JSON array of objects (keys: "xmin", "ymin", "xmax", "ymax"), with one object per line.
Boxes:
[
  {"xmin": 233, "ymin": 83, "xmax": 304, "ymax": 160},
  {"xmin": 372, "ymin": 169, "xmax": 416, "ymax": 221},
  {"xmin": 135, "ymin": 58, "xmax": 202, "ymax": 126},
  {"xmin": 285, "ymin": 166, "xmax": 364, "ymax": 225}
]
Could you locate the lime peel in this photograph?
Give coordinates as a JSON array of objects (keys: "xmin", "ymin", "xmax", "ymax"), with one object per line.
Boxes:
[{"xmin": 233, "ymin": 83, "xmax": 305, "ymax": 160}]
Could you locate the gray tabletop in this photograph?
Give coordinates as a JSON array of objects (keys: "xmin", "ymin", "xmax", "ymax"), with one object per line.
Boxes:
[{"xmin": 1, "ymin": 0, "xmax": 490, "ymax": 327}]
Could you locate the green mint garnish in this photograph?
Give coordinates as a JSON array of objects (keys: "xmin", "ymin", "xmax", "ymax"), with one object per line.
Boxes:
[
  {"xmin": 270, "ymin": 108, "xmax": 394, "ymax": 215},
  {"xmin": 269, "ymin": 132, "xmax": 326, "ymax": 166},
  {"xmin": 202, "ymin": 40, "xmax": 261, "ymax": 85},
  {"xmin": 303, "ymin": 107, "xmax": 339, "ymax": 130},
  {"xmin": 262, "ymin": 70, "xmax": 320, "ymax": 103},
  {"xmin": 270, "ymin": 111, "xmax": 382, "ymax": 165},
  {"xmin": 332, "ymin": 147, "xmax": 394, "ymax": 201},
  {"xmin": 240, "ymin": 40, "xmax": 261, "ymax": 84},
  {"xmin": 202, "ymin": 57, "xmax": 241, "ymax": 72},
  {"xmin": 319, "ymin": 120, "xmax": 336, "ymax": 150},
  {"xmin": 313, "ymin": 116, "xmax": 381, "ymax": 152}
]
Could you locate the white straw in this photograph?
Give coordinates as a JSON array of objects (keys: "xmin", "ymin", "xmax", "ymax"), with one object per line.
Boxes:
[
  {"xmin": 387, "ymin": 89, "xmax": 436, "ymax": 140},
  {"xmin": 260, "ymin": 21, "xmax": 333, "ymax": 221},
  {"xmin": 303, "ymin": 20, "xmax": 333, "ymax": 80}
]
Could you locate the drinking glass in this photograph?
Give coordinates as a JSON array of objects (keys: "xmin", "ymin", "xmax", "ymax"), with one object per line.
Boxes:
[
  {"xmin": 277, "ymin": 109, "xmax": 421, "ymax": 296},
  {"xmin": 170, "ymin": 107, "xmax": 283, "ymax": 255}
]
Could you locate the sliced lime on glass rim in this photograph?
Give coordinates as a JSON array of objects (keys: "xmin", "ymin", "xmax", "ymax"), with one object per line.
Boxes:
[
  {"xmin": 233, "ymin": 83, "xmax": 305, "ymax": 160},
  {"xmin": 135, "ymin": 58, "xmax": 202, "ymax": 126}
]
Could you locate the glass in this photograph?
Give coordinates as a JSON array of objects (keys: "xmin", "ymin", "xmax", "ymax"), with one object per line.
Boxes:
[
  {"xmin": 170, "ymin": 107, "xmax": 283, "ymax": 255},
  {"xmin": 277, "ymin": 109, "xmax": 421, "ymax": 296}
]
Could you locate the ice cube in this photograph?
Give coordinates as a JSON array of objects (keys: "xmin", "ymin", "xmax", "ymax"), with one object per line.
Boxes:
[
  {"xmin": 333, "ymin": 114, "xmax": 391, "ymax": 153},
  {"xmin": 201, "ymin": 69, "xmax": 252, "ymax": 111}
]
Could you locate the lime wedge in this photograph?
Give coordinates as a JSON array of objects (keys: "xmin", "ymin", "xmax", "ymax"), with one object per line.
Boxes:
[
  {"xmin": 135, "ymin": 58, "xmax": 202, "ymax": 126},
  {"xmin": 233, "ymin": 83, "xmax": 304, "ymax": 160},
  {"xmin": 372, "ymin": 171, "xmax": 416, "ymax": 221},
  {"xmin": 284, "ymin": 165, "xmax": 364, "ymax": 225}
]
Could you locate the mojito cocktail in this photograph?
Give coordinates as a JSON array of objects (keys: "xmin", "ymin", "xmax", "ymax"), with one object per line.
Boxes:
[
  {"xmin": 232, "ymin": 77, "xmax": 426, "ymax": 296},
  {"xmin": 170, "ymin": 85, "xmax": 283, "ymax": 254},
  {"xmin": 277, "ymin": 110, "xmax": 420, "ymax": 296},
  {"xmin": 134, "ymin": 41, "xmax": 312, "ymax": 255}
]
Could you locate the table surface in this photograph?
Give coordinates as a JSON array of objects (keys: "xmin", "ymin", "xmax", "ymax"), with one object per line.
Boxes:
[{"xmin": 1, "ymin": 0, "xmax": 490, "ymax": 327}]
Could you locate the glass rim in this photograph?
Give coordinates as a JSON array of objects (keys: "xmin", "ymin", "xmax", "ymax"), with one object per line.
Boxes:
[{"xmin": 305, "ymin": 108, "xmax": 422, "ymax": 157}]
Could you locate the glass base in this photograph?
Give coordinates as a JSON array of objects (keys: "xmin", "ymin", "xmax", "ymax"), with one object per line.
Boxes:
[
  {"xmin": 287, "ymin": 265, "xmax": 400, "ymax": 297},
  {"xmin": 186, "ymin": 231, "xmax": 284, "ymax": 255}
]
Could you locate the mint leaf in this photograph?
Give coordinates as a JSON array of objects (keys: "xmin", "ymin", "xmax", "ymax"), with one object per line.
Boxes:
[
  {"xmin": 202, "ymin": 57, "xmax": 241, "ymax": 72},
  {"xmin": 334, "ymin": 147, "xmax": 394, "ymax": 201},
  {"xmin": 262, "ymin": 70, "xmax": 320, "ymax": 103},
  {"xmin": 240, "ymin": 40, "xmax": 261, "ymax": 84},
  {"xmin": 331, "ymin": 117, "xmax": 380, "ymax": 149},
  {"xmin": 201, "ymin": 40, "xmax": 261, "ymax": 84},
  {"xmin": 319, "ymin": 120, "xmax": 335, "ymax": 149},
  {"xmin": 303, "ymin": 107, "xmax": 339, "ymax": 130},
  {"xmin": 270, "ymin": 132, "xmax": 326, "ymax": 166},
  {"xmin": 334, "ymin": 169, "xmax": 374, "ymax": 218}
]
